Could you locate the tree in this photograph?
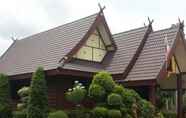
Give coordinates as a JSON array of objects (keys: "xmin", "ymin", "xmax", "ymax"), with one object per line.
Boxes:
[
  {"xmin": 0, "ymin": 73, "xmax": 12, "ymax": 118},
  {"xmin": 27, "ymin": 67, "xmax": 48, "ymax": 118}
]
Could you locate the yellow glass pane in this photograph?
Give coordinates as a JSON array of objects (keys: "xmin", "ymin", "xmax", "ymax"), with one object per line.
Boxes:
[
  {"xmin": 93, "ymin": 48, "xmax": 106, "ymax": 62},
  {"xmin": 100, "ymin": 39, "xmax": 106, "ymax": 49},
  {"xmin": 86, "ymin": 34, "xmax": 99, "ymax": 48},
  {"xmin": 76, "ymin": 46, "xmax": 92, "ymax": 61}
]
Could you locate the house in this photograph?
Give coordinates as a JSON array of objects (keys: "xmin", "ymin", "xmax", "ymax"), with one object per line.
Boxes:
[{"xmin": 0, "ymin": 10, "xmax": 186, "ymax": 109}]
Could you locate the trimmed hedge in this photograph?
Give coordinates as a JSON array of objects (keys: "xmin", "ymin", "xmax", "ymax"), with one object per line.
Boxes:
[
  {"xmin": 93, "ymin": 107, "xmax": 108, "ymax": 118},
  {"xmin": 107, "ymin": 109, "xmax": 122, "ymax": 118},
  {"xmin": 107, "ymin": 93, "xmax": 123, "ymax": 106},
  {"xmin": 13, "ymin": 111, "xmax": 27, "ymax": 118},
  {"xmin": 48, "ymin": 111, "xmax": 68, "ymax": 118},
  {"xmin": 162, "ymin": 111, "xmax": 176, "ymax": 118},
  {"xmin": 92, "ymin": 71, "xmax": 115, "ymax": 92},
  {"xmin": 89, "ymin": 84, "xmax": 106, "ymax": 102}
]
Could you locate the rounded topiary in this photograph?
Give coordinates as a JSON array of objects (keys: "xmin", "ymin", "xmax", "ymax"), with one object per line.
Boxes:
[
  {"xmin": 112, "ymin": 85, "xmax": 125, "ymax": 95},
  {"xmin": 139, "ymin": 99, "xmax": 155, "ymax": 118},
  {"xmin": 92, "ymin": 71, "xmax": 115, "ymax": 92},
  {"xmin": 88, "ymin": 84, "xmax": 106, "ymax": 102},
  {"xmin": 0, "ymin": 73, "xmax": 12, "ymax": 118},
  {"xmin": 48, "ymin": 110, "xmax": 68, "ymax": 118},
  {"xmin": 27, "ymin": 67, "xmax": 48, "ymax": 118},
  {"xmin": 93, "ymin": 107, "xmax": 108, "ymax": 118},
  {"xmin": 107, "ymin": 93, "xmax": 123, "ymax": 106},
  {"xmin": 108, "ymin": 109, "xmax": 122, "ymax": 118},
  {"xmin": 13, "ymin": 111, "xmax": 27, "ymax": 118},
  {"xmin": 121, "ymin": 89, "xmax": 141, "ymax": 108}
]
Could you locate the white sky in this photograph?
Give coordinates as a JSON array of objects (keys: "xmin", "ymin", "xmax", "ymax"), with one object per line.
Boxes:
[{"xmin": 0, "ymin": 0, "xmax": 186, "ymax": 56}]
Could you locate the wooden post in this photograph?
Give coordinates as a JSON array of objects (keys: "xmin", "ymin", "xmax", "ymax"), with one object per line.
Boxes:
[
  {"xmin": 149, "ymin": 85, "xmax": 156, "ymax": 105},
  {"xmin": 177, "ymin": 74, "xmax": 183, "ymax": 118}
]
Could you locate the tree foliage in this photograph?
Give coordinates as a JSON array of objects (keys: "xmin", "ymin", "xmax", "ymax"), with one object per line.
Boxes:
[
  {"xmin": 0, "ymin": 73, "xmax": 12, "ymax": 118},
  {"xmin": 27, "ymin": 67, "xmax": 48, "ymax": 118}
]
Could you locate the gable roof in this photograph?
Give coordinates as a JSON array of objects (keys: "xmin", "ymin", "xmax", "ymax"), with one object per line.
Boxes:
[
  {"xmin": 124, "ymin": 26, "xmax": 179, "ymax": 82},
  {"xmin": 106, "ymin": 27, "xmax": 149, "ymax": 74},
  {"xmin": 0, "ymin": 13, "xmax": 98, "ymax": 75},
  {"xmin": 0, "ymin": 12, "xmax": 184, "ymax": 84}
]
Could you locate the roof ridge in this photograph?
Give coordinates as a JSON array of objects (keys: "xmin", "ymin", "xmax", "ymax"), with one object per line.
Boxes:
[
  {"xmin": 18, "ymin": 13, "xmax": 98, "ymax": 42},
  {"xmin": 152, "ymin": 25, "xmax": 179, "ymax": 34},
  {"xmin": 0, "ymin": 40, "xmax": 16, "ymax": 61},
  {"xmin": 112, "ymin": 26, "xmax": 147, "ymax": 36}
]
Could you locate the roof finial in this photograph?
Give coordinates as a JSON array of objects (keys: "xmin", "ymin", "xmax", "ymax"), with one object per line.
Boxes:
[
  {"xmin": 98, "ymin": 3, "xmax": 105, "ymax": 14},
  {"xmin": 147, "ymin": 17, "xmax": 154, "ymax": 25},
  {"xmin": 11, "ymin": 37, "xmax": 17, "ymax": 42},
  {"xmin": 178, "ymin": 17, "xmax": 184, "ymax": 30}
]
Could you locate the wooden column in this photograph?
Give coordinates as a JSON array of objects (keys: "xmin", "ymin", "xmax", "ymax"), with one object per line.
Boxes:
[
  {"xmin": 177, "ymin": 74, "xmax": 183, "ymax": 118},
  {"xmin": 148, "ymin": 85, "xmax": 156, "ymax": 105}
]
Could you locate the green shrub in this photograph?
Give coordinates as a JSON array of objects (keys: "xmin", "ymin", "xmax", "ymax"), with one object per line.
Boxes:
[
  {"xmin": 92, "ymin": 71, "xmax": 115, "ymax": 92},
  {"xmin": 155, "ymin": 112, "xmax": 164, "ymax": 118},
  {"xmin": 107, "ymin": 109, "xmax": 122, "ymax": 118},
  {"xmin": 27, "ymin": 67, "xmax": 48, "ymax": 118},
  {"xmin": 67, "ymin": 108, "xmax": 92, "ymax": 118},
  {"xmin": 0, "ymin": 73, "xmax": 12, "ymax": 118},
  {"xmin": 92, "ymin": 107, "xmax": 108, "ymax": 118},
  {"xmin": 13, "ymin": 111, "xmax": 27, "ymax": 118},
  {"xmin": 139, "ymin": 99, "xmax": 155, "ymax": 118},
  {"xmin": 65, "ymin": 81, "xmax": 86, "ymax": 105},
  {"xmin": 17, "ymin": 86, "xmax": 30, "ymax": 111},
  {"xmin": 112, "ymin": 85, "xmax": 125, "ymax": 94},
  {"xmin": 48, "ymin": 111, "xmax": 68, "ymax": 118},
  {"xmin": 162, "ymin": 111, "xmax": 176, "ymax": 118},
  {"xmin": 120, "ymin": 89, "xmax": 140, "ymax": 108},
  {"xmin": 107, "ymin": 93, "xmax": 123, "ymax": 106},
  {"xmin": 88, "ymin": 84, "xmax": 106, "ymax": 102}
]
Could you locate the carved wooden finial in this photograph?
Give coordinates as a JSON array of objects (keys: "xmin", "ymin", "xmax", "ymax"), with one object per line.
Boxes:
[
  {"xmin": 98, "ymin": 3, "xmax": 106, "ymax": 14},
  {"xmin": 178, "ymin": 17, "xmax": 184, "ymax": 30},
  {"xmin": 147, "ymin": 17, "xmax": 154, "ymax": 25},
  {"xmin": 11, "ymin": 37, "xmax": 17, "ymax": 42}
]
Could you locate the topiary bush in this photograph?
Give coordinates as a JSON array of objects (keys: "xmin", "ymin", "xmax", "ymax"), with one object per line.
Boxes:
[
  {"xmin": 48, "ymin": 110, "xmax": 68, "ymax": 118},
  {"xmin": 107, "ymin": 109, "xmax": 122, "ymax": 118},
  {"xmin": 92, "ymin": 107, "xmax": 108, "ymax": 118},
  {"xmin": 65, "ymin": 81, "xmax": 86, "ymax": 106},
  {"xmin": 88, "ymin": 84, "xmax": 106, "ymax": 102},
  {"xmin": 139, "ymin": 99, "xmax": 156, "ymax": 118},
  {"xmin": 0, "ymin": 73, "xmax": 12, "ymax": 118},
  {"xmin": 67, "ymin": 109, "xmax": 90, "ymax": 118},
  {"xmin": 92, "ymin": 71, "xmax": 115, "ymax": 93},
  {"xmin": 112, "ymin": 85, "xmax": 125, "ymax": 94},
  {"xmin": 107, "ymin": 93, "xmax": 123, "ymax": 106},
  {"xmin": 27, "ymin": 67, "xmax": 48, "ymax": 118},
  {"xmin": 162, "ymin": 111, "xmax": 176, "ymax": 118},
  {"xmin": 120, "ymin": 89, "xmax": 141, "ymax": 108},
  {"xmin": 13, "ymin": 111, "xmax": 27, "ymax": 118}
]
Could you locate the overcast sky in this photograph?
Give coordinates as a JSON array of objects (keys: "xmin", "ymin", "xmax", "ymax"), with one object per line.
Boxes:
[{"xmin": 0, "ymin": 0, "xmax": 186, "ymax": 56}]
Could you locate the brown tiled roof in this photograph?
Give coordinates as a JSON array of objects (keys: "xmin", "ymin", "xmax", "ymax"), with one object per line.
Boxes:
[
  {"xmin": 125, "ymin": 26, "xmax": 179, "ymax": 81},
  {"xmin": 0, "ymin": 12, "xmax": 181, "ymax": 83},
  {"xmin": 106, "ymin": 27, "xmax": 148, "ymax": 74},
  {"xmin": 0, "ymin": 13, "xmax": 98, "ymax": 75},
  {"xmin": 62, "ymin": 27, "xmax": 149, "ymax": 73}
]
